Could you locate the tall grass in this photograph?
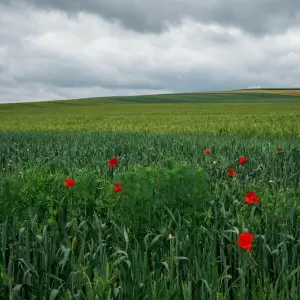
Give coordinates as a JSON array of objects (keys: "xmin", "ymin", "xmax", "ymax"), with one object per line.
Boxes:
[{"xmin": 0, "ymin": 132, "xmax": 300, "ymax": 299}]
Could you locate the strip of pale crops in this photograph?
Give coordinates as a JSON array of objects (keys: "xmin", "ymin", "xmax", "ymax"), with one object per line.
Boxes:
[{"xmin": 1, "ymin": 102, "xmax": 300, "ymax": 137}]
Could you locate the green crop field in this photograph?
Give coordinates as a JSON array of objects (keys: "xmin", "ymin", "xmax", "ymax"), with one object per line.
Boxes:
[
  {"xmin": 1, "ymin": 92, "xmax": 300, "ymax": 299},
  {"xmin": 1, "ymin": 94, "xmax": 300, "ymax": 137}
]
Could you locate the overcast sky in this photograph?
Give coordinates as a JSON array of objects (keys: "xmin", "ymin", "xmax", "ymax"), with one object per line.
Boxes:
[{"xmin": 1, "ymin": 0, "xmax": 300, "ymax": 103}]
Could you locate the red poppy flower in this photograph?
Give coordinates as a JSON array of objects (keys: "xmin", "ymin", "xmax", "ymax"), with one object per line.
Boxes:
[
  {"xmin": 238, "ymin": 156, "xmax": 247, "ymax": 165},
  {"xmin": 227, "ymin": 169, "xmax": 237, "ymax": 176},
  {"xmin": 204, "ymin": 148, "xmax": 211, "ymax": 154},
  {"xmin": 65, "ymin": 178, "xmax": 76, "ymax": 189},
  {"xmin": 237, "ymin": 232, "xmax": 254, "ymax": 251},
  {"xmin": 114, "ymin": 183, "xmax": 122, "ymax": 193},
  {"xmin": 108, "ymin": 157, "xmax": 118, "ymax": 168},
  {"xmin": 244, "ymin": 191, "xmax": 261, "ymax": 204},
  {"xmin": 277, "ymin": 147, "xmax": 282, "ymax": 152}
]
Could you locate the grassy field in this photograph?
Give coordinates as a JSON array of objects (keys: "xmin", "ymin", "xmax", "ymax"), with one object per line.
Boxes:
[
  {"xmin": 1, "ymin": 92, "xmax": 300, "ymax": 299},
  {"xmin": 1, "ymin": 98, "xmax": 300, "ymax": 137}
]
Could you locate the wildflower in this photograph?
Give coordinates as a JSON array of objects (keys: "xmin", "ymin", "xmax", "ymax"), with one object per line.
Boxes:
[
  {"xmin": 237, "ymin": 232, "xmax": 254, "ymax": 251},
  {"xmin": 244, "ymin": 191, "xmax": 261, "ymax": 204},
  {"xmin": 204, "ymin": 148, "xmax": 211, "ymax": 154},
  {"xmin": 227, "ymin": 169, "xmax": 237, "ymax": 176},
  {"xmin": 167, "ymin": 233, "xmax": 174, "ymax": 240},
  {"xmin": 72, "ymin": 236, "xmax": 78, "ymax": 248},
  {"xmin": 108, "ymin": 157, "xmax": 118, "ymax": 168},
  {"xmin": 65, "ymin": 178, "xmax": 76, "ymax": 189},
  {"xmin": 277, "ymin": 147, "xmax": 282, "ymax": 152},
  {"xmin": 238, "ymin": 156, "xmax": 247, "ymax": 165},
  {"xmin": 114, "ymin": 183, "xmax": 122, "ymax": 193}
]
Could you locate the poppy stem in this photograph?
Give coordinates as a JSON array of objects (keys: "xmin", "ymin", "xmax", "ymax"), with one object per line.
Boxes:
[{"xmin": 108, "ymin": 167, "xmax": 114, "ymax": 179}]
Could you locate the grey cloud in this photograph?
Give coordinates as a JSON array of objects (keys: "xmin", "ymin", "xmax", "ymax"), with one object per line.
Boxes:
[
  {"xmin": 8, "ymin": 55, "xmax": 165, "ymax": 90},
  {"xmin": 4, "ymin": 0, "xmax": 300, "ymax": 36},
  {"xmin": 0, "ymin": 1, "xmax": 300, "ymax": 103}
]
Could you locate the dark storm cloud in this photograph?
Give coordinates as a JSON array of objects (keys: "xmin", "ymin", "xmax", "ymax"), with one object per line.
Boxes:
[{"xmin": 4, "ymin": 0, "xmax": 300, "ymax": 35}]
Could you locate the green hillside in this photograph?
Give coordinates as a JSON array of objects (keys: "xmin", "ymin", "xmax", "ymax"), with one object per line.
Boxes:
[{"xmin": 2, "ymin": 91, "xmax": 300, "ymax": 109}]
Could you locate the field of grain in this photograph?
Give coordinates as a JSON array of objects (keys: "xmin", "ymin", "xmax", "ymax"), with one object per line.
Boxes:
[
  {"xmin": 205, "ymin": 88, "xmax": 300, "ymax": 96},
  {"xmin": 1, "ymin": 92, "xmax": 300, "ymax": 299},
  {"xmin": 231, "ymin": 89, "xmax": 300, "ymax": 96},
  {"xmin": 1, "ymin": 100, "xmax": 300, "ymax": 137}
]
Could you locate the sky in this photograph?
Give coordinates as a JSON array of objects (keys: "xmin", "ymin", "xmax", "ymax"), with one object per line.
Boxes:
[{"xmin": 0, "ymin": 0, "xmax": 300, "ymax": 103}]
